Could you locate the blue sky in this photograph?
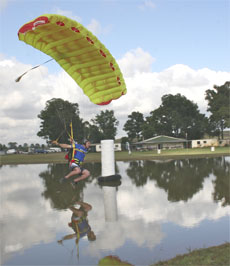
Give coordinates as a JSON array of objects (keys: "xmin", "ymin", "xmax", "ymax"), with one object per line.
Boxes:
[
  {"xmin": 0, "ymin": 0, "xmax": 229, "ymax": 145},
  {"xmin": 1, "ymin": 0, "xmax": 229, "ymax": 71}
]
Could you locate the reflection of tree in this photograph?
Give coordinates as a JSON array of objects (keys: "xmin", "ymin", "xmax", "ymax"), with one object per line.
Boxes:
[
  {"xmin": 39, "ymin": 162, "xmax": 101, "ymax": 210},
  {"xmin": 127, "ymin": 158, "xmax": 215, "ymax": 202},
  {"xmin": 126, "ymin": 161, "xmax": 148, "ymax": 186},
  {"xmin": 212, "ymin": 157, "xmax": 230, "ymax": 206},
  {"xmin": 149, "ymin": 158, "xmax": 214, "ymax": 202}
]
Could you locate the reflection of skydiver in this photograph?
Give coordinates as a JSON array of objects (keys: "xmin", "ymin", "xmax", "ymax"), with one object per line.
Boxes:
[{"xmin": 58, "ymin": 201, "xmax": 96, "ymax": 246}]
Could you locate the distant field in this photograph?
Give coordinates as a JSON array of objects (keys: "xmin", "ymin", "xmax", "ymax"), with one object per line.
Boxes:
[{"xmin": 0, "ymin": 147, "xmax": 229, "ymax": 165}]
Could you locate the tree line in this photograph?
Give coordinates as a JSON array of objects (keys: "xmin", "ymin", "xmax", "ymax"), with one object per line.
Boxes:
[
  {"xmin": 0, "ymin": 142, "xmax": 48, "ymax": 152},
  {"xmin": 39, "ymin": 81, "xmax": 229, "ymax": 144},
  {"xmin": 1, "ymin": 81, "xmax": 229, "ymax": 150}
]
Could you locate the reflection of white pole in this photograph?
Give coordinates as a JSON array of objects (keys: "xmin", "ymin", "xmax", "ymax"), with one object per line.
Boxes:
[
  {"xmin": 101, "ymin": 140, "xmax": 115, "ymax": 176},
  {"xmin": 101, "ymin": 139, "xmax": 118, "ymax": 221},
  {"xmin": 103, "ymin": 187, "xmax": 118, "ymax": 221}
]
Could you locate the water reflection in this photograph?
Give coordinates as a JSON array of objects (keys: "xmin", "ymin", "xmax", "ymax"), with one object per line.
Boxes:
[
  {"xmin": 126, "ymin": 157, "xmax": 230, "ymax": 205},
  {"xmin": 212, "ymin": 157, "xmax": 230, "ymax": 206},
  {"xmin": 1, "ymin": 156, "xmax": 229, "ymax": 265},
  {"xmin": 103, "ymin": 187, "xmax": 118, "ymax": 222},
  {"xmin": 58, "ymin": 201, "xmax": 96, "ymax": 259},
  {"xmin": 37, "ymin": 157, "xmax": 230, "ymax": 211},
  {"xmin": 38, "ymin": 163, "xmax": 101, "ymax": 210}
]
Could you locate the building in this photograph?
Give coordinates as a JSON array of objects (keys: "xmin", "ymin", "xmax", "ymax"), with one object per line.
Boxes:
[
  {"xmin": 191, "ymin": 138, "xmax": 230, "ymax": 148},
  {"xmin": 94, "ymin": 142, "xmax": 122, "ymax": 152},
  {"xmin": 134, "ymin": 135, "xmax": 188, "ymax": 150},
  {"xmin": 192, "ymin": 130, "xmax": 230, "ymax": 148}
]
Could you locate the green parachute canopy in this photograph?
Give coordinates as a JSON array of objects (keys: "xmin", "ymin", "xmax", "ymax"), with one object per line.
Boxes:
[{"xmin": 18, "ymin": 14, "xmax": 127, "ymax": 105}]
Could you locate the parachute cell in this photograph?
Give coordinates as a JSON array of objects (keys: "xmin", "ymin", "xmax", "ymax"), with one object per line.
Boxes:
[{"xmin": 18, "ymin": 14, "xmax": 127, "ymax": 105}]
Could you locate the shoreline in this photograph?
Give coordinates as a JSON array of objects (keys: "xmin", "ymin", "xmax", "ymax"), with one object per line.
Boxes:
[
  {"xmin": 152, "ymin": 242, "xmax": 230, "ymax": 266},
  {"xmin": 0, "ymin": 147, "xmax": 229, "ymax": 165}
]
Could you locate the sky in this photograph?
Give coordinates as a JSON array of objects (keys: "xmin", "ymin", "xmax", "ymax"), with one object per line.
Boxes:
[{"xmin": 0, "ymin": 0, "xmax": 229, "ymax": 145}]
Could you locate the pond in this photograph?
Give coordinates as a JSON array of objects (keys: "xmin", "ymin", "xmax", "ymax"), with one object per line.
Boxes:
[{"xmin": 1, "ymin": 156, "xmax": 229, "ymax": 265}]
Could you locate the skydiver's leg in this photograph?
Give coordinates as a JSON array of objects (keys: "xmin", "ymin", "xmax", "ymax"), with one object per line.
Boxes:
[
  {"xmin": 65, "ymin": 166, "xmax": 81, "ymax": 179},
  {"xmin": 73, "ymin": 169, "xmax": 90, "ymax": 183}
]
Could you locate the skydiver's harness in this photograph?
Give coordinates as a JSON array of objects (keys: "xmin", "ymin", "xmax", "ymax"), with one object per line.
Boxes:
[
  {"xmin": 68, "ymin": 214, "xmax": 90, "ymax": 238},
  {"xmin": 68, "ymin": 212, "xmax": 91, "ymax": 259},
  {"xmin": 65, "ymin": 143, "xmax": 87, "ymax": 171}
]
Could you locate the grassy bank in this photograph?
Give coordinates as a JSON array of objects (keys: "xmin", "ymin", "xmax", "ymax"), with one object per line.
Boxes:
[
  {"xmin": 152, "ymin": 242, "xmax": 230, "ymax": 266},
  {"xmin": 0, "ymin": 147, "xmax": 229, "ymax": 165}
]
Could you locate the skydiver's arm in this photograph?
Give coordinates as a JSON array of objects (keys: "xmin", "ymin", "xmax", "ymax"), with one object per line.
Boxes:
[
  {"xmin": 59, "ymin": 143, "xmax": 72, "ymax": 149},
  {"xmin": 52, "ymin": 140, "xmax": 71, "ymax": 149},
  {"xmin": 57, "ymin": 233, "xmax": 77, "ymax": 244}
]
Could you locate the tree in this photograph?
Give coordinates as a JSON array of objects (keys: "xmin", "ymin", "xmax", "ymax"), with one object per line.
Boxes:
[
  {"xmin": 37, "ymin": 98, "xmax": 84, "ymax": 143},
  {"xmin": 121, "ymin": 136, "xmax": 129, "ymax": 150},
  {"xmin": 0, "ymin": 143, "xmax": 7, "ymax": 151},
  {"xmin": 144, "ymin": 94, "xmax": 208, "ymax": 140},
  {"xmin": 123, "ymin": 111, "xmax": 145, "ymax": 141},
  {"xmin": 82, "ymin": 121, "xmax": 102, "ymax": 143},
  {"xmin": 205, "ymin": 82, "xmax": 230, "ymax": 139},
  {"xmin": 91, "ymin": 110, "xmax": 119, "ymax": 140},
  {"xmin": 23, "ymin": 143, "xmax": 29, "ymax": 151},
  {"xmin": 8, "ymin": 142, "xmax": 17, "ymax": 149}
]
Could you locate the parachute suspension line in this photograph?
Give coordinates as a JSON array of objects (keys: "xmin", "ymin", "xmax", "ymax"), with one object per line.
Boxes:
[
  {"xmin": 73, "ymin": 221, "xmax": 80, "ymax": 260},
  {"xmin": 70, "ymin": 121, "xmax": 76, "ymax": 159},
  {"xmin": 53, "ymin": 101, "xmax": 72, "ymax": 142},
  {"xmin": 70, "ymin": 121, "xmax": 74, "ymax": 141},
  {"xmin": 15, "ymin": 58, "xmax": 54, "ymax": 82},
  {"xmin": 55, "ymin": 128, "xmax": 66, "ymax": 142}
]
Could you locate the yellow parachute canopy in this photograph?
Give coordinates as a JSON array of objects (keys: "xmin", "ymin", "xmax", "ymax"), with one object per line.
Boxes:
[{"xmin": 18, "ymin": 14, "xmax": 127, "ymax": 105}]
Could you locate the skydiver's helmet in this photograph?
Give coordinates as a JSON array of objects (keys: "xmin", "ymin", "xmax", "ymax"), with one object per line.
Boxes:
[
  {"xmin": 83, "ymin": 139, "xmax": 90, "ymax": 147},
  {"xmin": 83, "ymin": 139, "xmax": 89, "ymax": 144}
]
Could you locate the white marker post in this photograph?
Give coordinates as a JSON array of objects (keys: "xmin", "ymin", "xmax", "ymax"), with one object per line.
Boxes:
[
  {"xmin": 101, "ymin": 139, "xmax": 118, "ymax": 221},
  {"xmin": 101, "ymin": 139, "xmax": 115, "ymax": 176}
]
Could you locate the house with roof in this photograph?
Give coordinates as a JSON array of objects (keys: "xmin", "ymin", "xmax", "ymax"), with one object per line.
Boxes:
[
  {"xmin": 133, "ymin": 135, "xmax": 188, "ymax": 150},
  {"xmin": 191, "ymin": 130, "xmax": 230, "ymax": 148}
]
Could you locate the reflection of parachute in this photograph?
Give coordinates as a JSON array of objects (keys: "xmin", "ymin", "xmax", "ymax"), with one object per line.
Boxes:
[{"xmin": 17, "ymin": 14, "xmax": 127, "ymax": 105}]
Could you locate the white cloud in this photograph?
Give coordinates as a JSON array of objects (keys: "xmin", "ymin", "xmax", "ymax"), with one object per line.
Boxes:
[
  {"xmin": 118, "ymin": 47, "xmax": 155, "ymax": 77},
  {"xmin": 0, "ymin": 51, "xmax": 229, "ymax": 145},
  {"xmin": 0, "ymin": 0, "xmax": 8, "ymax": 11},
  {"xmin": 52, "ymin": 7, "xmax": 82, "ymax": 22},
  {"xmin": 87, "ymin": 19, "xmax": 103, "ymax": 35},
  {"xmin": 139, "ymin": 0, "xmax": 156, "ymax": 10},
  {"xmin": 49, "ymin": 9, "xmax": 110, "ymax": 37},
  {"xmin": 87, "ymin": 18, "xmax": 112, "ymax": 36}
]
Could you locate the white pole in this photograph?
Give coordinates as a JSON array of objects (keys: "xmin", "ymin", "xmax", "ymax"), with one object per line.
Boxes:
[
  {"xmin": 101, "ymin": 139, "xmax": 118, "ymax": 221},
  {"xmin": 103, "ymin": 187, "xmax": 118, "ymax": 221},
  {"xmin": 101, "ymin": 139, "xmax": 115, "ymax": 176}
]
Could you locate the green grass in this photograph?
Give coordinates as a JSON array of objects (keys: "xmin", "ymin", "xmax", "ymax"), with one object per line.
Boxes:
[
  {"xmin": 0, "ymin": 147, "xmax": 229, "ymax": 165},
  {"xmin": 152, "ymin": 243, "xmax": 230, "ymax": 266}
]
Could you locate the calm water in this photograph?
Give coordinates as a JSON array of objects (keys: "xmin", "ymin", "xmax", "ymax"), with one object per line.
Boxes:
[{"xmin": 1, "ymin": 156, "xmax": 229, "ymax": 265}]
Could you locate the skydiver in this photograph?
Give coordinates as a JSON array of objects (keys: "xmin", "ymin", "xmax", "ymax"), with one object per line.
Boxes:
[{"xmin": 52, "ymin": 139, "xmax": 91, "ymax": 184}]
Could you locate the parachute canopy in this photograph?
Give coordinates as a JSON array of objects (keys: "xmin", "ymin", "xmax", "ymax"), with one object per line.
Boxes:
[{"xmin": 18, "ymin": 14, "xmax": 127, "ymax": 105}]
